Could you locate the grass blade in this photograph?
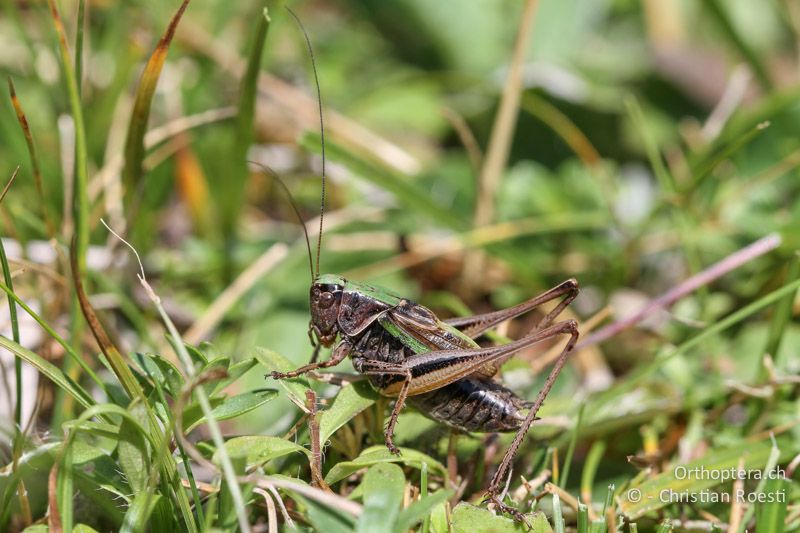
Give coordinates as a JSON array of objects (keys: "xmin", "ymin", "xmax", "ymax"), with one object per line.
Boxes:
[
  {"xmin": 122, "ymin": 0, "xmax": 191, "ymax": 197},
  {"xmin": 765, "ymin": 252, "xmax": 800, "ymax": 368},
  {"xmin": 559, "ymin": 402, "xmax": 585, "ymax": 488},
  {"xmin": 7, "ymin": 79, "xmax": 55, "ymax": 237},
  {"xmin": 700, "ymin": 0, "xmax": 772, "ymax": 91},
  {"xmin": 222, "ymin": 5, "xmax": 271, "ymax": 241},
  {"xmin": 580, "ymin": 440, "xmax": 606, "ymax": 506},
  {"xmin": 0, "ymin": 334, "xmax": 96, "ymax": 410}
]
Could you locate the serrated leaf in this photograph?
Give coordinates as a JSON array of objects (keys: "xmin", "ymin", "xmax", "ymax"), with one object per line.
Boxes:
[
  {"xmin": 215, "ymin": 436, "xmax": 310, "ymax": 470},
  {"xmin": 319, "ymin": 380, "xmax": 378, "ymax": 443},
  {"xmin": 451, "ymin": 503, "xmax": 552, "ymax": 533},
  {"xmin": 325, "ymin": 445, "xmax": 446, "ymax": 485}
]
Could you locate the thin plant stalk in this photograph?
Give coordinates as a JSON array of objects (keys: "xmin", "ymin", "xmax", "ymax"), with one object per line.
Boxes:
[{"xmin": 103, "ymin": 221, "xmax": 252, "ymax": 532}]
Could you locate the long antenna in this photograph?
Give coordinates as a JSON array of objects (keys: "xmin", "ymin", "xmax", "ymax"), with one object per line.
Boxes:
[
  {"xmin": 250, "ymin": 161, "xmax": 315, "ymax": 282},
  {"xmin": 286, "ymin": 6, "xmax": 326, "ymax": 279}
]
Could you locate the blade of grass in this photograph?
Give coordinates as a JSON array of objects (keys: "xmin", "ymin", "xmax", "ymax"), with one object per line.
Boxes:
[
  {"xmin": 69, "ymin": 244, "xmax": 198, "ymax": 532},
  {"xmin": 577, "ymin": 504, "xmax": 589, "ymax": 533},
  {"xmin": 103, "ymin": 224, "xmax": 252, "ymax": 533},
  {"xmin": 222, "ymin": 5, "xmax": 271, "ymax": 247},
  {"xmin": 46, "ymin": 0, "xmax": 89, "ymax": 282},
  {"xmin": 7, "ymin": 79, "xmax": 55, "ymax": 238},
  {"xmin": 0, "ymin": 169, "xmax": 21, "ymax": 426},
  {"xmin": 560, "ymin": 402, "xmax": 585, "ymax": 489},
  {"xmin": 421, "ymin": 462, "xmax": 430, "ymax": 533},
  {"xmin": 764, "ymin": 252, "xmax": 800, "ymax": 370},
  {"xmin": 0, "ymin": 335, "xmax": 95, "ymax": 411},
  {"xmin": 700, "ymin": 0, "xmax": 772, "ymax": 91},
  {"xmin": 581, "ymin": 441, "xmax": 605, "ymax": 516},
  {"xmin": 553, "ymin": 493, "xmax": 565, "ymax": 533},
  {"xmin": 122, "ymin": 0, "xmax": 190, "ymax": 199},
  {"xmin": 74, "ymin": 0, "xmax": 85, "ymax": 96},
  {"xmin": 0, "ymin": 167, "xmax": 33, "ymax": 529},
  {"xmin": 0, "ymin": 280, "xmax": 105, "ymax": 391},
  {"xmin": 737, "ymin": 435, "xmax": 782, "ymax": 533},
  {"xmin": 47, "ymin": 0, "xmax": 91, "ymax": 425}
]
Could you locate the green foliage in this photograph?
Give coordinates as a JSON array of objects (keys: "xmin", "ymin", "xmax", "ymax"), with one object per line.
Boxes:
[{"xmin": 1, "ymin": 0, "xmax": 799, "ymax": 532}]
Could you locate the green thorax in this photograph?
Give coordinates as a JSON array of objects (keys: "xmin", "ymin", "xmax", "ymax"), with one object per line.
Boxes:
[{"xmin": 320, "ymin": 274, "xmax": 479, "ymax": 352}]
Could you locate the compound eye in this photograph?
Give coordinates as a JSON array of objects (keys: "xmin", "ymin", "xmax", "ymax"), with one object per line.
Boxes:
[{"xmin": 318, "ymin": 291, "xmax": 334, "ymax": 309}]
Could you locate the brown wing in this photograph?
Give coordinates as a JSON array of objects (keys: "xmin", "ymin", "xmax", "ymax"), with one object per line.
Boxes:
[{"xmin": 387, "ymin": 300, "xmax": 500, "ymax": 379}]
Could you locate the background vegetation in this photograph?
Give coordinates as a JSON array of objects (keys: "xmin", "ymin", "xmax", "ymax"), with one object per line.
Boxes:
[{"xmin": 0, "ymin": 0, "xmax": 798, "ymax": 531}]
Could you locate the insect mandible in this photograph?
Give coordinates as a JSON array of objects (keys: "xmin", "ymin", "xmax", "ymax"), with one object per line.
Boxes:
[{"xmin": 269, "ymin": 8, "xmax": 580, "ymax": 520}]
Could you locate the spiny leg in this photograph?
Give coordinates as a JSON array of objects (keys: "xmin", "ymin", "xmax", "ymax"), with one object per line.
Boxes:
[
  {"xmin": 484, "ymin": 319, "xmax": 579, "ymax": 518},
  {"xmin": 270, "ymin": 340, "xmax": 350, "ymax": 379},
  {"xmin": 446, "ymin": 279, "xmax": 578, "ymax": 339},
  {"xmin": 474, "ymin": 283, "xmax": 579, "ymax": 379},
  {"xmin": 353, "ymin": 358, "xmax": 412, "ymax": 455},
  {"xmin": 360, "ymin": 322, "xmax": 581, "ymax": 455}
]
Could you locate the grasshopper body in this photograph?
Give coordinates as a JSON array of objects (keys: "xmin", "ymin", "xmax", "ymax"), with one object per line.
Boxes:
[
  {"xmin": 273, "ymin": 272, "xmax": 579, "ymax": 520},
  {"xmin": 306, "ymin": 274, "xmax": 530, "ymax": 433}
]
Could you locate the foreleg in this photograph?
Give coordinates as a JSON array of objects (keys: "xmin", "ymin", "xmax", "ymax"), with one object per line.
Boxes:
[{"xmin": 270, "ymin": 340, "xmax": 351, "ymax": 379}]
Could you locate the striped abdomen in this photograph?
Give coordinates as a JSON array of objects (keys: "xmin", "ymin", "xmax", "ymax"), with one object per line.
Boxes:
[{"xmin": 408, "ymin": 378, "xmax": 529, "ymax": 433}]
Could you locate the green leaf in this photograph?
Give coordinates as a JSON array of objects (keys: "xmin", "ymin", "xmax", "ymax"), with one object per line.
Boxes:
[
  {"xmin": 755, "ymin": 476, "xmax": 789, "ymax": 532},
  {"xmin": 132, "ymin": 352, "xmax": 185, "ymax": 397},
  {"xmin": 356, "ymin": 463, "xmax": 406, "ymax": 533},
  {"xmin": 217, "ymin": 455, "xmax": 247, "ymax": 530},
  {"xmin": 73, "ymin": 525, "xmax": 101, "ymax": 533},
  {"xmin": 254, "ymin": 348, "xmax": 312, "ymax": 407},
  {"xmin": 319, "ymin": 380, "xmax": 378, "ymax": 443},
  {"xmin": 213, "ymin": 357, "xmax": 258, "ymax": 394},
  {"xmin": 0, "ymin": 335, "xmax": 95, "ymax": 410},
  {"xmin": 215, "ymin": 436, "xmax": 310, "ymax": 470},
  {"xmin": 183, "ymin": 389, "xmax": 277, "ymax": 432},
  {"xmin": 122, "ymin": 0, "xmax": 190, "ymax": 194},
  {"xmin": 56, "ymin": 437, "xmax": 74, "ymax": 532},
  {"xmin": 200, "ymin": 356, "xmax": 231, "ymax": 394},
  {"xmin": 451, "ymin": 503, "xmax": 552, "ymax": 533},
  {"xmin": 393, "ymin": 489, "xmax": 453, "ymax": 533},
  {"xmin": 121, "ymin": 492, "xmax": 172, "ymax": 533},
  {"xmin": 325, "ymin": 446, "xmax": 446, "ymax": 485},
  {"xmin": 117, "ymin": 403, "xmax": 151, "ymax": 493},
  {"xmin": 298, "ymin": 494, "xmax": 357, "ymax": 533}
]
